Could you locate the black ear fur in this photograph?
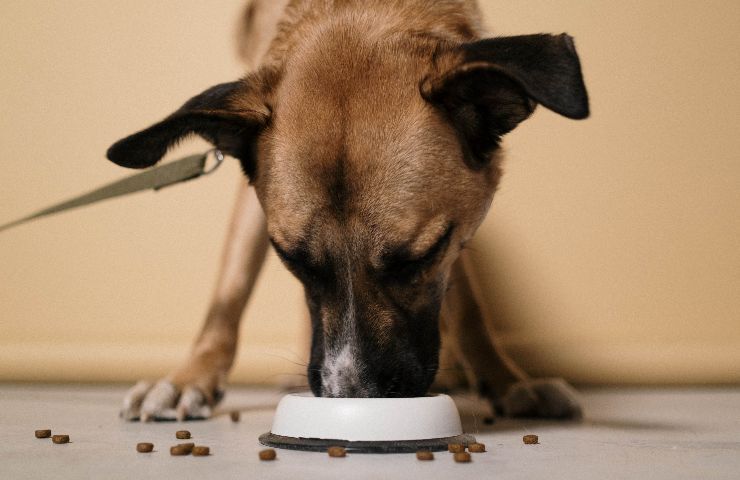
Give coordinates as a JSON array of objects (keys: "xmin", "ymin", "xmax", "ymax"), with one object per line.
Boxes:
[
  {"xmin": 461, "ymin": 34, "xmax": 589, "ymax": 119},
  {"xmin": 422, "ymin": 33, "xmax": 589, "ymax": 163},
  {"xmin": 106, "ymin": 80, "xmax": 270, "ymax": 169}
]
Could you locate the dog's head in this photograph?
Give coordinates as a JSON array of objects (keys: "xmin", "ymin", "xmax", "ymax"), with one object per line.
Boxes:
[{"xmin": 108, "ymin": 33, "xmax": 588, "ymax": 398}]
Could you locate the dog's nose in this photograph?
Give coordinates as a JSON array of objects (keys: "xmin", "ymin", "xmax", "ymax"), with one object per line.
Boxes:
[
  {"xmin": 318, "ymin": 360, "xmax": 408, "ymax": 398},
  {"xmin": 319, "ymin": 374, "xmax": 398, "ymax": 398},
  {"xmin": 314, "ymin": 344, "xmax": 434, "ymax": 398},
  {"xmin": 320, "ymin": 345, "xmax": 368, "ymax": 397}
]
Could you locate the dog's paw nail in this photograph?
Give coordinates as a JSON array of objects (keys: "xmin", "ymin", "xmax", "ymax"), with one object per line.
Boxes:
[
  {"xmin": 121, "ymin": 378, "xmax": 221, "ymax": 422},
  {"xmin": 157, "ymin": 408, "xmax": 179, "ymax": 421},
  {"xmin": 176, "ymin": 386, "xmax": 213, "ymax": 421},
  {"xmin": 120, "ymin": 380, "xmax": 154, "ymax": 422},
  {"xmin": 120, "ymin": 409, "xmax": 140, "ymax": 422},
  {"xmin": 140, "ymin": 380, "xmax": 179, "ymax": 420}
]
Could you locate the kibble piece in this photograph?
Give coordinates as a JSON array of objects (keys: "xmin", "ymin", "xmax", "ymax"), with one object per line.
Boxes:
[
  {"xmin": 447, "ymin": 443, "xmax": 465, "ymax": 453},
  {"xmin": 327, "ymin": 446, "xmax": 347, "ymax": 457},
  {"xmin": 35, "ymin": 429, "xmax": 52, "ymax": 439},
  {"xmin": 178, "ymin": 442, "xmax": 195, "ymax": 454},
  {"xmin": 192, "ymin": 446, "xmax": 210, "ymax": 456},
  {"xmin": 175, "ymin": 430, "xmax": 191, "ymax": 440},
  {"xmin": 136, "ymin": 442, "xmax": 154, "ymax": 453},
  {"xmin": 259, "ymin": 449, "xmax": 277, "ymax": 461},
  {"xmin": 453, "ymin": 452, "xmax": 472, "ymax": 463},
  {"xmin": 170, "ymin": 445, "xmax": 190, "ymax": 456},
  {"xmin": 52, "ymin": 435, "xmax": 70, "ymax": 444},
  {"xmin": 468, "ymin": 443, "xmax": 486, "ymax": 453},
  {"xmin": 416, "ymin": 450, "xmax": 434, "ymax": 461},
  {"xmin": 523, "ymin": 434, "xmax": 539, "ymax": 445},
  {"xmin": 483, "ymin": 416, "xmax": 495, "ymax": 425},
  {"xmin": 230, "ymin": 411, "xmax": 240, "ymax": 423}
]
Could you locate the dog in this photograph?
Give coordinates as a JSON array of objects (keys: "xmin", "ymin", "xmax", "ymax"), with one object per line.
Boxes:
[{"xmin": 108, "ymin": 0, "xmax": 589, "ymax": 422}]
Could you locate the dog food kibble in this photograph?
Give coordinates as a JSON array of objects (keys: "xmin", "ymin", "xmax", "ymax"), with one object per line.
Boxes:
[
  {"xmin": 416, "ymin": 450, "xmax": 434, "ymax": 461},
  {"xmin": 230, "ymin": 411, "xmax": 240, "ymax": 422},
  {"xmin": 178, "ymin": 442, "xmax": 195, "ymax": 453},
  {"xmin": 468, "ymin": 443, "xmax": 486, "ymax": 453},
  {"xmin": 523, "ymin": 434, "xmax": 539, "ymax": 445},
  {"xmin": 35, "ymin": 429, "xmax": 52, "ymax": 439},
  {"xmin": 448, "ymin": 443, "xmax": 465, "ymax": 453},
  {"xmin": 259, "ymin": 449, "xmax": 277, "ymax": 461},
  {"xmin": 170, "ymin": 443, "xmax": 195, "ymax": 456},
  {"xmin": 136, "ymin": 442, "xmax": 154, "ymax": 453},
  {"xmin": 454, "ymin": 452, "xmax": 472, "ymax": 463},
  {"xmin": 327, "ymin": 446, "xmax": 347, "ymax": 457},
  {"xmin": 175, "ymin": 430, "xmax": 191, "ymax": 440},
  {"xmin": 192, "ymin": 446, "xmax": 210, "ymax": 456},
  {"xmin": 52, "ymin": 435, "xmax": 70, "ymax": 444},
  {"xmin": 170, "ymin": 445, "xmax": 190, "ymax": 456}
]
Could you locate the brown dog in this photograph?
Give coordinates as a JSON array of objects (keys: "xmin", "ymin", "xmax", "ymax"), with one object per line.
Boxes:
[{"xmin": 109, "ymin": 0, "xmax": 589, "ymax": 421}]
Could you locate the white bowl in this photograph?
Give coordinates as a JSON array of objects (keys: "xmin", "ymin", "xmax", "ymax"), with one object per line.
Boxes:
[{"xmin": 268, "ymin": 392, "xmax": 463, "ymax": 442}]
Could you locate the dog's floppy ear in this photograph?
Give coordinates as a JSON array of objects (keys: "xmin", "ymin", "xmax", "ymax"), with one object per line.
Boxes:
[
  {"xmin": 107, "ymin": 70, "xmax": 275, "ymax": 171},
  {"xmin": 421, "ymin": 34, "xmax": 589, "ymax": 163}
]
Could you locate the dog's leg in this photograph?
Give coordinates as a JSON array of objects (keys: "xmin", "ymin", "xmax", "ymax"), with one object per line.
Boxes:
[
  {"xmin": 441, "ymin": 249, "xmax": 583, "ymax": 419},
  {"xmin": 431, "ymin": 314, "xmax": 470, "ymax": 393},
  {"xmin": 121, "ymin": 180, "xmax": 269, "ymax": 421}
]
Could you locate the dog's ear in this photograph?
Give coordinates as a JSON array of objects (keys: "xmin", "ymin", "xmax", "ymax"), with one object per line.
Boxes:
[
  {"xmin": 107, "ymin": 69, "xmax": 276, "ymax": 173},
  {"xmin": 421, "ymin": 33, "xmax": 589, "ymax": 163}
]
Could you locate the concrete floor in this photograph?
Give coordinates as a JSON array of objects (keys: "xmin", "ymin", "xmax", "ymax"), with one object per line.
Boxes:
[{"xmin": 1, "ymin": 385, "xmax": 738, "ymax": 479}]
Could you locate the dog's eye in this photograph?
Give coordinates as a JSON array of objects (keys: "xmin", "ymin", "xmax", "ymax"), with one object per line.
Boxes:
[
  {"xmin": 386, "ymin": 256, "xmax": 431, "ymax": 281},
  {"xmin": 381, "ymin": 225, "xmax": 454, "ymax": 281},
  {"xmin": 270, "ymin": 238, "xmax": 330, "ymax": 283}
]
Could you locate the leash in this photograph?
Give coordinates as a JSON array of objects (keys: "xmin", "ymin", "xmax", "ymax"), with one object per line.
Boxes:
[{"xmin": 0, "ymin": 149, "xmax": 225, "ymax": 233}]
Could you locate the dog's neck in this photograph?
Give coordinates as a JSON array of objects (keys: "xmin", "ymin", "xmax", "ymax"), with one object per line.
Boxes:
[{"xmin": 262, "ymin": 0, "xmax": 486, "ymax": 68}]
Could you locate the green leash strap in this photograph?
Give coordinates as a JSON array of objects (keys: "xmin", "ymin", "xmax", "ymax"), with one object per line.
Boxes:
[{"xmin": 0, "ymin": 149, "xmax": 224, "ymax": 233}]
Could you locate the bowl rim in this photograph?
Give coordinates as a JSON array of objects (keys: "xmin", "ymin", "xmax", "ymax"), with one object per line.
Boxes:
[{"xmin": 269, "ymin": 392, "xmax": 464, "ymax": 442}]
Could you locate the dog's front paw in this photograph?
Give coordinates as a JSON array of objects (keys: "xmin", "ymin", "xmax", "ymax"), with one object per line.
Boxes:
[
  {"xmin": 121, "ymin": 379, "xmax": 223, "ymax": 422},
  {"xmin": 498, "ymin": 378, "xmax": 583, "ymax": 420}
]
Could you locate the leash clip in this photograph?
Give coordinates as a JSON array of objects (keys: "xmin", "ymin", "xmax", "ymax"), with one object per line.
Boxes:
[{"xmin": 202, "ymin": 149, "xmax": 225, "ymax": 176}]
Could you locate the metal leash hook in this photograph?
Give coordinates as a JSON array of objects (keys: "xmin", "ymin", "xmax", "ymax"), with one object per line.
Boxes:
[{"xmin": 202, "ymin": 148, "xmax": 225, "ymax": 176}]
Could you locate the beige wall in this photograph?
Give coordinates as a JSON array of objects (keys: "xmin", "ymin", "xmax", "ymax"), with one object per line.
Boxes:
[{"xmin": 1, "ymin": 1, "xmax": 738, "ymax": 385}]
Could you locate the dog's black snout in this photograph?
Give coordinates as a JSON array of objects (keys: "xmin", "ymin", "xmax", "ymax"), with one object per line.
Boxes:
[
  {"xmin": 309, "ymin": 354, "xmax": 436, "ymax": 398},
  {"xmin": 368, "ymin": 368, "xmax": 433, "ymax": 398},
  {"xmin": 383, "ymin": 373, "xmax": 401, "ymax": 397}
]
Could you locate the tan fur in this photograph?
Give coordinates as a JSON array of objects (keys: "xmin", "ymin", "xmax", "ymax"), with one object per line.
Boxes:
[
  {"xmin": 121, "ymin": 0, "xmax": 582, "ymax": 421},
  {"xmin": 251, "ymin": 1, "xmax": 505, "ymax": 398}
]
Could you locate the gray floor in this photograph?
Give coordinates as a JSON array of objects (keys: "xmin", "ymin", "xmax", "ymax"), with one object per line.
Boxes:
[{"xmin": 1, "ymin": 385, "xmax": 738, "ymax": 479}]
